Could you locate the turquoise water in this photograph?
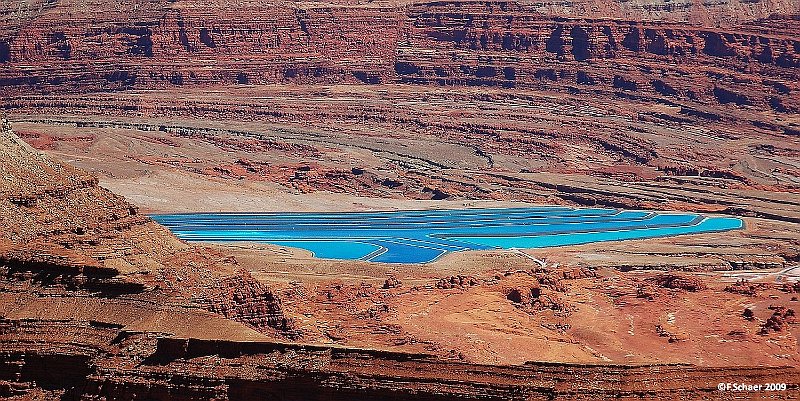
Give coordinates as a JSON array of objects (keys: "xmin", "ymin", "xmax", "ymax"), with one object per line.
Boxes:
[
  {"xmin": 152, "ymin": 207, "xmax": 743, "ymax": 264},
  {"xmin": 268, "ymin": 240, "xmax": 382, "ymax": 260}
]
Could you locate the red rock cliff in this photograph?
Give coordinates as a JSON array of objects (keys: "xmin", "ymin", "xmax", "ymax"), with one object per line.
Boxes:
[{"xmin": 1, "ymin": 0, "xmax": 797, "ymax": 113}]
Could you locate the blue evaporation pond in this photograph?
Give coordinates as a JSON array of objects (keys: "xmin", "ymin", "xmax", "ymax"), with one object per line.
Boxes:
[{"xmin": 151, "ymin": 207, "xmax": 743, "ymax": 264}]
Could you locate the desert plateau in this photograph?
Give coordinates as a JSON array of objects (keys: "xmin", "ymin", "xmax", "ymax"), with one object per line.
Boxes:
[{"xmin": 1, "ymin": 0, "xmax": 799, "ymax": 400}]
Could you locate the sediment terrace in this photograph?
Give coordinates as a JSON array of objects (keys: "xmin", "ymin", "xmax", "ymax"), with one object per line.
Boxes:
[
  {"xmin": 2, "ymin": 319, "xmax": 799, "ymax": 400},
  {"xmin": 118, "ymin": 336, "xmax": 799, "ymax": 400},
  {"xmin": 6, "ymin": 83, "xmax": 800, "ymax": 220}
]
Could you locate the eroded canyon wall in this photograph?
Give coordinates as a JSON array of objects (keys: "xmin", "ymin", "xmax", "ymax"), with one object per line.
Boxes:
[
  {"xmin": 0, "ymin": 0, "xmax": 798, "ymax": 115},
  {"xmin": 0, "ymin": 0, "xmax": 402, "ymax": 91},
  {"xmin": 397, "ymin": 2, "xmax": 799, "ymax": 114}
]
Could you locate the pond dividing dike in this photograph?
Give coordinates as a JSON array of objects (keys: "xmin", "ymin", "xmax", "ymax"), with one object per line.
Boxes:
[{"xmin": 152, "ymin": 207, "xmax": 743, "ymax": 264}]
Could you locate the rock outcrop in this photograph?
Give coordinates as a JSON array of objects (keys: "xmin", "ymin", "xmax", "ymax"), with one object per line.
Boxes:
[
  {"xmin": 760, "ymin": 305, "xmax": 798, "ymax": 334},
  {"xmin": 725, "ymin": 279, "xmax": 772, "ymax": 296},
  {"xmin": 0, "ymin": 117, "xmax": 291, "ymax": 335},
  {"xmin": 649, "ymin": 273, "xmax": 707, "ymax": 291},
  {"xmin": 436, "ymin": 274, "xmax": 480, "ymax": 289},
  {"xmin": 193, "ymin": 270, "xmax": 297, "ymax": 336},
  {"xmin": 0, "ymin": 117, "xmax": 183, "ymax": 285}
]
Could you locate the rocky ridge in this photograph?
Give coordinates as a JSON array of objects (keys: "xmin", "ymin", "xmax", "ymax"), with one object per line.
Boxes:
[{"xmin": 0, "ymin": 117, "xmax": 291, "ymax": 334}]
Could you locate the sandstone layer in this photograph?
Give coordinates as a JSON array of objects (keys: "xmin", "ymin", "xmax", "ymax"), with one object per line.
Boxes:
[{"xmin": 1, "ymin": 1, "xmax": 799, "ymax": 112}]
